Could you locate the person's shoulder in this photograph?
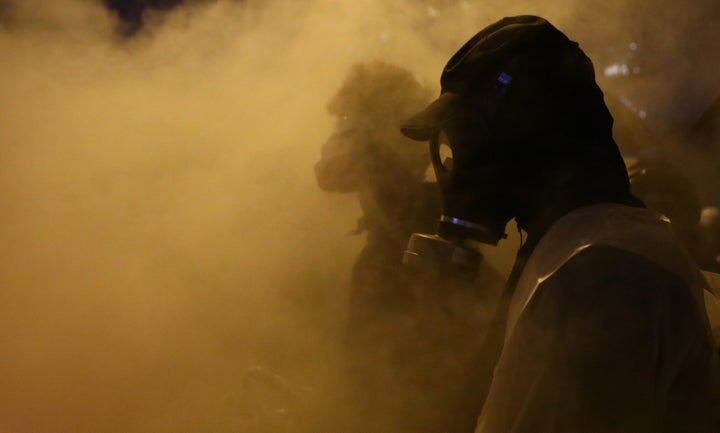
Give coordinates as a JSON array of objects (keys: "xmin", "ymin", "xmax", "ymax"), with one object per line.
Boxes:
[
  {"xmin": 556, "ymin": 244, "xmax": 684, "ymax": 286},
  {"xmin": 537, "ymin": 244, "xmax": 704, "ymax": 322},
  {"xmin": 519, "ymin": 245, "xmax": 697, "ymax": 339}
]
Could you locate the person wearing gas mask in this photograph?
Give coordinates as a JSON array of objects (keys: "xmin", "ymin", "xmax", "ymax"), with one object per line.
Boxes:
[
  {"xmin": 315, "ymin": 62, "xmax": 505, "ymax": 433},
  {"xmin": 400, "ymin": 15, "xmax": 720, "ymax": 433}
]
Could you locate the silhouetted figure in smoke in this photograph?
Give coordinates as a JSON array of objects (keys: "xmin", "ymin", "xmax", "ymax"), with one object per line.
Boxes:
[
  {"xmin": 601, "ymin": 78, "xmax": 720, "ymax": 352},
  {"xmin": 628, "ymin": 158, "xmax": 720, "ymax": 350},
  {"xmin": 315, "ymin": 61, "xmax": 504, "ymax": 433},
  {"xmin": 678, "ymin": 93, "xmax": 720, "ymax": 209},
  {"xmin": 400, "ymin": 15, "xmax": 720, "ymax": 433},
  {"xmin": 602, "ymin": 50, "xmax": 720, "ymax": 283}
]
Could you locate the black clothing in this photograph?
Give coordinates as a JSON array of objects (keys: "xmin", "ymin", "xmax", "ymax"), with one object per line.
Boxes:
[{"xmin": 340, "ymin": 182, "xmax": 505, "ymax": 433}]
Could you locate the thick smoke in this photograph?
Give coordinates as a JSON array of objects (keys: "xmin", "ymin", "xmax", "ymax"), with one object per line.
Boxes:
[{"xmin": 1, "ymin": 1, "xmax": 719, "ymax": 432}]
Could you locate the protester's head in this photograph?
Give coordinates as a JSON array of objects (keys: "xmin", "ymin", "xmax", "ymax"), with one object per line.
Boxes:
[
  {"xmin": 401, "ymin": 15, "xmax": 630, "ymax": 241},
  {"xmin": 329, "ymin": 61, "xmax": 432, "ymax": 134},
  {"xmin": 315, "ymin": 62, "xmax": 432, "ymax": 192}
]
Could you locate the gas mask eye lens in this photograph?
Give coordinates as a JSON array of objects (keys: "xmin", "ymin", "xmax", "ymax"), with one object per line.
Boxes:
[
  {"xmin": 438, "ymin": 131, "xmax": 454, "ymax": 173},
  {"xmin": 427, "ymin": 131, "xmax": 454, "ymax": 183},
  {"xmin": 430, "ymin": 131, "xmax": 454, "ymax": 176}
]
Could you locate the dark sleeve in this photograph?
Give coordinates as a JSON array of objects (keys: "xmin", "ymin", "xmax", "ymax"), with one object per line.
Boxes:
[{"xmin": 476, "ymin": 245, "xmax": 708, "ymax": 433}]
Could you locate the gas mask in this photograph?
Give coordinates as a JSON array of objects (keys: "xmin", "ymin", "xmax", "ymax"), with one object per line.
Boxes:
[
  {"xmin": 402, "ymin": 128, "xmax": 520, "ymax": 273},
  {"xmin": 403, "ymin": 73, "xmax": 520, "ymax": 272}
]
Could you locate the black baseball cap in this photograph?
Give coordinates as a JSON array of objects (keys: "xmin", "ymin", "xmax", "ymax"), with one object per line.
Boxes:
[{"xmin": 401, "ymin": 16, "xmax": 585, "ymax": 141}]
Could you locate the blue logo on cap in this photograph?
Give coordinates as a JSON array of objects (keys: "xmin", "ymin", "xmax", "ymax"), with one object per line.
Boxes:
[{"xmin": 497, "ymin": 72, "xmax": 513, "ymax": 86}]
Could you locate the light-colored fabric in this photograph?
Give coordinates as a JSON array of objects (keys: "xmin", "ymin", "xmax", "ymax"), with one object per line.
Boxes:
[
  {"xmin": 476, "ymin": 203, "xmax": 720, "ymax": 433},
  {"xmin": 506, "ymin": 204, "xmax": 709, "ymax": 342}
]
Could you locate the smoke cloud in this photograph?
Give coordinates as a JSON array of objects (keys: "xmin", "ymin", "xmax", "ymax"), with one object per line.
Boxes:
[{"xmin": 1, "ymin": 1, "xmax": 719, "ymax": 432}]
